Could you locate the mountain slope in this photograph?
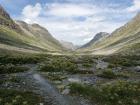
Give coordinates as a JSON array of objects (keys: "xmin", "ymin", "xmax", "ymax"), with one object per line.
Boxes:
[
  {"xmin": 16, "ymin": 21, "xmax": 65, "ymax": 51},
  {"xmin": 78, "ymin": 13, "xmax": 140, "ymax": 55},
  {"xmin": 81, "ymin": 32, "xmax": 109, "ymax": 48},
  {"xmin": 0, "ymin": 5, "xmax": 65, "ymax": 54},
  {"xmin": 60, "ymin": 40, "xmax": 78, "ymax": 50}
]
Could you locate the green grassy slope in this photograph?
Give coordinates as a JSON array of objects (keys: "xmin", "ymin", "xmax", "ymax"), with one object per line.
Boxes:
[
  {"xmin": 78, "ymin": 13, "xmax": 140, "ymax": 55},
  {"xmin": 0, "ymin": 5, "xmax": 66, "ymax": 54},
  {"xmin": 16, "ymin": 21, "xmax": 65, "ymax": 51}
]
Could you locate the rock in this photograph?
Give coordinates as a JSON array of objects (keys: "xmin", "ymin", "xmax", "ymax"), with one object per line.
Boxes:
[
  {"xmin": 39, "ymin": 103, "xmax": 44, "ymax": 105},
  {"xmin": 57, "ymin": 85, "xmax": 65, "ymax": 90},
  {"xmin": 62, "ymin": 89, "xmax": 70, "ymax": 95},
  {"xmin": 68, "ymin": 78, "xmax": 81, "ymax": 83},
  {"xmin": 22, "ymin": 82, "xmax": 26, "ymax": 85},
  {"xmin": 96, "ymin": 60, "xmax": 109, "ymax": 69},
  {"xmin": 134, "ymin": 66, "xmax": 140, "ymax": 72}
]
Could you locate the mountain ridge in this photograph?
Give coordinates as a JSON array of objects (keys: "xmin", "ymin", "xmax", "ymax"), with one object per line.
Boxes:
[
  {"xmin": 81, "ymin": 32, "xmax": 109, "ymax": 48},
  {"xmin": 0, "ymin": 5, "xmax": 66, "ymax": 54},
  {"xmin": 78, "ymin": 13, "xmax": 140, "ymax": 55}
]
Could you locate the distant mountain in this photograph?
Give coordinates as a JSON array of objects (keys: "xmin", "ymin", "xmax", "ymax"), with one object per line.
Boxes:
[
  {"xmin": 81, "ymin": 32, "xmax": 109, "ymax": 48},
  {"xmin": 78, "ymin": 13, "xmax": 140, "ymax": 55},
  {"xmin": 0, "ymin": 5, "xmax": 65, "ymax": 54},
  {"xmin": 60, "ymin": 40, "xmax": 78, "ymax": 50}
]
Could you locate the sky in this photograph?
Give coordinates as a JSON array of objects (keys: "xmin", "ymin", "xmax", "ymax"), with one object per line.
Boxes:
[{"xmin": 0, "ymin": 0, "xmax": 140, "ymax": 45}]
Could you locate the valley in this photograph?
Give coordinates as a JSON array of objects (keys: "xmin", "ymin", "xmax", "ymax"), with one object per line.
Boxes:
[{"xmin": 0, "ymin": 4, "xmax": 140, "ymax": 105}]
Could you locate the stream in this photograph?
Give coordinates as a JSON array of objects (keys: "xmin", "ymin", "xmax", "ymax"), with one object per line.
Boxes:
[{"xmin": 16, "ymin": 64, "xmax": 91, "ymax": 105}]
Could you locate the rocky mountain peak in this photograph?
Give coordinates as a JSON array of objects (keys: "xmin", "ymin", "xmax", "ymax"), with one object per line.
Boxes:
[
  {"xmin": 81, "ymin": 32, "xmax": 109, "ymax": 48},
  {"xmin": 0, "ymin": 5, "xmax": 11, "ymax": 19},
  {"xmin": 94, "ymin": 32, "xmax": 109, "ymax": 39},
  {"xmin": 0, "ymin": 5, "xmax": 21, "ymax": 32}
]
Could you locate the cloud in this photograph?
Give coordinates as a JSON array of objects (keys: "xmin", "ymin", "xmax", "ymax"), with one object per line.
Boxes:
[
  {"xmin": 45, "ymin": 3, "xmax": 99, "ymax": 17},
  {"xmin": 20, "ymin": 1, "xmax": 139, "ymax": 45},
  {"xmin": 22, "ymin": 3, "xmax": 42, "ymax": 21},
  {"xmin": 127, "ymin": 0, "xmax": 140, "ymax": 12}
]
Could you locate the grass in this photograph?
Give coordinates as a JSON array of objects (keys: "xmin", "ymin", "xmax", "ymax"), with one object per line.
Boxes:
[
  {"xmin": 0, "ymin": 64, "xmax": 29, "ymax": 74},
  {"xmin": 0, "ymin": 89, "xmax": 44, "ymax": 105},
  {"xmin": 97, "ymin": 69, "xmax": 117, "ymax": 79},
  {"xmin": 0, "ymin": 54, "xmax": 45, "ymax": 64},
  {"xmin": 104, "ymin": 55, "xmax": 140, "ymax": 67},
  {"xmin": 70, "ymin": 80, "xmax": 140, "ymax": 105},
  {"xmin": 39, "ymin": 56, "xmax": 79, "ymax": 73},
  {"xmin": 82, "ymin": 63, "xmax": 93, "ymax": 68},
  {"xmin": 0, "ymin": 76, "xmax": 22, "ymax": 85},
  {"xmin": 97, "ymin": 69, "xmax": 130, "ymax": 79},
  {"xmin": 45, "ymin": 72, "xmax": 67, "ymax": 81}
]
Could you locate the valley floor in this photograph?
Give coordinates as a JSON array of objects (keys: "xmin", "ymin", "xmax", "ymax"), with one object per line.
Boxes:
[{"xmin": 0, "ymin": 54, "xmax": 140, "ymax": 105}]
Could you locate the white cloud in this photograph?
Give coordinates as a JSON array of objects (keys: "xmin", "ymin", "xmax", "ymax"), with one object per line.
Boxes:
[
  {"xmin": 20, "ymin": 2, "xmax": 138, "ymax": 45},
  {"xmin": 127, "ymin": 0, "xmax": 140, "ymax": 12},
  {"xmin": 22, "ymin": 3, "xmax": 42, "ymax": 22},
  {"xmin": 45, "ymin": 3, "xmax": 99, "ymax": 17}
]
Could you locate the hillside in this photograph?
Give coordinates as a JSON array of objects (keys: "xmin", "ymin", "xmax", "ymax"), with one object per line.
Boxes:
[
  {"xmin": 78, "ymin": 13, "xmax": 140, "ymax": 55},
  {"xmin": 0, "ymin": 5, "xmax": 65, "ymax": 54},
  {"xmin": 80, "ymin": 32, "xmax": 109, "ymax": 48},
  {"xmin": 60, "ymin": 40, "xmax": 78, "ymax": 50}
]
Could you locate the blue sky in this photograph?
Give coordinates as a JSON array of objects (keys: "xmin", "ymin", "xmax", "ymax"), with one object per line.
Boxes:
[{"xmin": 0, "ymin": 0, "xmax": 140, "ymax": 45}]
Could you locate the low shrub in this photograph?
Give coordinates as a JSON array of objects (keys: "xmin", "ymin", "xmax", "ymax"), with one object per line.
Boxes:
[
  {"xmin": 82, "ymin": 63, "xmax": 92, "ymax": 68},
  {"xmin": 70, "ymin": 81, "xmax": 140, "ymax": 105},
  {"xmin": 0, "ymin": 55, "xmax": 43, "ymax": 64},
  {"xmin": 0, "ymin": 89, "xmax": 44, "ymax": 105},
  {"xmin": 39, "ymin": 57, "xmax": 78, "ymax": 73},
  {"xmin": 103, "ymin": 55, "xmax": 140, "ymax": 67},
  {"xmin": 98, "ymin": 69, "xmax": 117, "ymax": 79},
  {"xmin": 0, "ymin": 64, "xmax": 28, "ymax": 74}
]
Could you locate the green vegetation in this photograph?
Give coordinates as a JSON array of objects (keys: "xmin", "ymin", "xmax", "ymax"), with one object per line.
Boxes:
[
  {"xmin": 70, "ymin": 81, "xmax": 140, "ymax": 105},
  {"xmin": 0, "ymin": 54, "xmax": 44, "ymax": 64},
  {"xmin": 97, "ymin": 69, "xmax": 130, "ymax": 79},
  {"xmin": 0, "ymin": 64, "xmax": 28, "ymax": 74},
  {"xmin": 97, "ymin": 69, "xmax": 117, "ymax": 79},
  {"xmin": 104, "ymin": 55, "xmax": 140, "ymax": 67},
  {"xmin": 0, "ymin": 76, "xmax": 22, "ymax": 85},
  {"xmin": 45, "ymin": 72, "xmax": 67, "ymax": 81},
  {"xmin": 0, "ymin": 89, "xmax": 44, "ymax": 105},
  {"xmin": 82, "ymin": 63, "xmax": 92, "ymax": 68},
  {"xmin": 40, "ymin": 57, "xmax": 78, "ymax": 73}
]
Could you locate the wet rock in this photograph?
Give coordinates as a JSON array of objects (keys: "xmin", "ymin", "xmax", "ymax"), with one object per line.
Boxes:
[{"xmin": 62, "ymin": 89, "xmax": 70, "ymax": 95}]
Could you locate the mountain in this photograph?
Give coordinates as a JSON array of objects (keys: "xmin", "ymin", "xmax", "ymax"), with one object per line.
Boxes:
[
  {"xmin": 60, "ymin": 40, "xmax": 78, "ymax": 50},
  {"xmin": 16, "ymin": 21, "xmax": 65, "ymax": 51},
  {"xmin": 0, "ymin": 5, "xmax": 21, "ymax": 32},
  {"xmin": 0, "ymin": 5, "xmax": 65, "ymax": 54},
  {"xmin": 81, "ymin": 32, "xmax": 109, "ymax": 48},
  {"xmin": 78, "ymin": 13, "xmax": 140, "ymax": 55}
]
